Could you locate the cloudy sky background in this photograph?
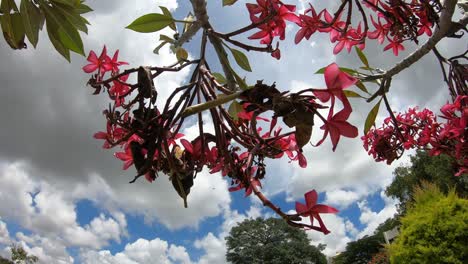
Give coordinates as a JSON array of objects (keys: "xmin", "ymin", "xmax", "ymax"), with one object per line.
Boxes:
[{"xmin": 0, "ymin": 0, "xmax": 465, "ymax": 263}]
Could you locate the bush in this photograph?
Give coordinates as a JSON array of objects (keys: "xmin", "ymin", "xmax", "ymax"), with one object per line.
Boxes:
[{"xmin": 388, "ymin": 183, "xmax": 468, "ymax": 263}]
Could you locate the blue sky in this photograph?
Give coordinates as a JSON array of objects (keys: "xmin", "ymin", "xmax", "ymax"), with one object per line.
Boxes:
[{"xmin": 0, "ymin": 0, "xmax": 460, "ymax": 263}]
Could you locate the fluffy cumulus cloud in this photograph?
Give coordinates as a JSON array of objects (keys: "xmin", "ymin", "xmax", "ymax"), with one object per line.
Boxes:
[
  {"xmin": 81, "ymin": 238, "xmax": 191, "ymax": 264},
  {"xmin": 356, "ymin": 192, "xmax": 398, "ymax": 238}
]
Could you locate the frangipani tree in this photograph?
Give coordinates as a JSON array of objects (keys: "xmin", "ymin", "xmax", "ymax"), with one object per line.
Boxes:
[{"xmin": 1, "ymin": 0, "xmax": 466, "ymax": 235}]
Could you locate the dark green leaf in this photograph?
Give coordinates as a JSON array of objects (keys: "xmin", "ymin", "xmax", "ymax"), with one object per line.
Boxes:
[
  {"xmin": 229, "ymin": 47, "xmax": 252, "ymax": 72},
  {"xmin": 41, "ymin": 3, "xmax": 84, "ymax": 56},
  {"xmin": 50, "ymin": 0, "xmax": 77, "ymax": 7},
  {"xmin": 223, "ymin": 0, "xmax": 238, "ymax": 6},
  {"xmin": 228, "ymin": 100, "xmax": 243, "ymax": 121},
  {"xmin": 159, "ymin": 6, "xmax": 176, "ymax": 31},
  {"xmin": 20, "ymin": 0, "xmax": 42, "ymax": 47},
  {"xmin": 45, "ymin": 19, "xmax": 70, "ymax": 61},
  {"xmin": 53, "ymin": 2, "xmax": 88, "ymax": 33},
  {"xmin": 364, "ymin": 99, "xmax": 381, "ymax": 134},
  {"xmin": 355, "ymin": 46, "xmax": 369, "ymax": 67},
  {"xmin": 10, "ymin": 12, "xmax": 25, "ymax": 47},
  {"xmin": 343, "ymin": 90, "xmax": 365, "ymax": 98},
  {"xmin": 76, "ymin": 3, "xmax": 92, "ymax": 14},
  {"xmin": 1, "ymin": 0, "xmax": 19, "ymax": 13},
  {"xmin": 126, "ymin": 13, "xmax": 173, "ymax": 33},
  {"xmin": 212, "ymin": 72, "xmax": 227, "ymax": 84}
]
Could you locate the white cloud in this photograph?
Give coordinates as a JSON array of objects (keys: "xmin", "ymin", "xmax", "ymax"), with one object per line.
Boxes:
[
  {"xmin": 81, "ymin": 238, "xmax": 191, "ymax": 264},
  {"xmin": 356, "ymin": 191, "xmax": 397, "ymax": 238},
  {"xmin": 324, "ymin": 189, "xmax": 360, "ymax": 209},
  {"xmin": 0, "ymin": 161, "xmax": 127, "ymax": 254},
  {"xmin": 0, "ymin": 219, "xmax": 10, "ymax": 245}
]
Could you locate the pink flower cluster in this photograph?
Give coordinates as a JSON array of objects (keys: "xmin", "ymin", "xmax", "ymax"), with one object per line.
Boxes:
[
  {"xmin": 247, "ymin": 0, "xmax": 439, "ymax": 57},
  {"xmin": 246, "ymin": 0, "xmax": 299, "ymax": 59},
  {"xmin": 362, "ymin": 96, "xmax": 467, "ymax": 176}
]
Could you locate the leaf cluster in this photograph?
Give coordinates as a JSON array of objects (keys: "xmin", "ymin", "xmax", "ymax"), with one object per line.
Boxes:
[{"xmin": 0, "ymin": 0, "xmax": 92, "ymax": 61}]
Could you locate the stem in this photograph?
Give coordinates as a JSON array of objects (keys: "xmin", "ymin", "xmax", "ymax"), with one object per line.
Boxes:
[{"xmin": 181, "ymin": 91, "xmax": 243, "ymax": 118}]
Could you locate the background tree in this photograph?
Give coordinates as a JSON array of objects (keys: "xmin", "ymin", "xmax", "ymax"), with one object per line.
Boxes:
[
  {"xmin": 386, "ymin": 150, "xmax": 468, "ymax": 213},
  {"xmin": 225, "ymin": 217, "xmax": 327, "ymax": 264},
  {"xmin": 388, "ymin": 182, "xmax": 468, "ymax": 263},
  {"xmin": 0, "ymin": 244, "xmax": 38, "ymax": 264}
]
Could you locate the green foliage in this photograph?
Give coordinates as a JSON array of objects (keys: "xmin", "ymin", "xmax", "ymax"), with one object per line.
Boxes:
[
  {"xmin": 388, "ymin": 183, "xmax": 468, "ymax": 263},
  {"xmin": 0, "ymin": 0, "xmax": 91, "ymax": 61},
  {"xmin": 0, "ymin": 244, "xmax": 38, "ymax": 264},
  {"xmin": 386, "ymin": 150, "xmax": 468, "ymax": 214},
  {"xmin": 225, "ymin": 217, "xmax": 327, "ymax": 264}
]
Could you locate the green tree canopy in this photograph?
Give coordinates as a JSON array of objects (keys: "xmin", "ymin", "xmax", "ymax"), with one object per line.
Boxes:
[
  {"xmin": 386, "ymin": 150, "xmax": 468, "ymax": 214},
  {"xmin": 225, "ymin": 217, "xmax": 327, "ymax": 264},
  {"xmin": 388, "ymin": 183, "xmax": 468, "ymax": 263}
]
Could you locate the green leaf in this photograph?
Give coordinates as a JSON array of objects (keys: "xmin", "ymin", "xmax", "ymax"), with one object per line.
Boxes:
[
  {"xmin": 1, "ymin": 0, "xmax": 19, "ymax": 13},
  {"xmin": 230, "ymin": 69, "xmax": 248, "ymax": 90},
  {"xmin": 223, "ymin": 0, "xmax": 238, "ymax": 6},
  {"xmin": 41, "ymin": 2, "xmax": 84, "ymax": 56},
  {"xmin": 126, "ymin": 13, "xmax": 173, "ymax": 33},
  {"xmin": 10, "ymin": 13, "xmax": 26, "ymax": 48},
  {"xmin": 76, "ymin": 3, "xmax": 92, "ymax": 14},
  {"xmin": 175, "ymin": 47, "xmax": 188, "ymax": 61},
  {"xmin": 228, "ymin": 100, "xmax": 243, "ymax": 121},
  {"xmin": 153, "ymin": 40, "xmax": 168, "ymax": 54},
  {"xmin": 355, "ymin": 81, "xmax": 370, "ymax": 94},
  {"xmin": 229, "ymin": 47, "xmax": 252, "ymax": 72},
  {"xmin": 355, "ymin": 46, "xmax": 369, "ymax": 67},
  {"xmin": 212, "ymin": 72, "xmax": 227, "ymax": 84},
  {"xmin": 50, "ymin": 0, "xmax": 76, "ymax": 7},
  {"xmin": 315, "ymin": 66, "xmax": 357, "ymax": 75},
  {"xmin": 343, "ymin": 90, "xmax": 365, "ymax": 98},
  {"xmin": 52, "ymin": 2, "xmax": 89, "ymax": 33},
  {"xmin": 20, "ymin": 0, "xmax": 42, "ymax": 47},
  {"xmin": 45, "ymin": 19, "xmax": 70, "ymax": 61},
  {"xmin": 364, "ymin": 99, "xmax": 381, "ymax": 134},
  {"xmin": 359, "ymin": 66, "xmax": 375, "ymax": 71},
  {"xmin": 159, "ymin": 6, "xmax": 176, "ymax": 31},
  {"xmin": 159, "ymin": 34, "xmax": 173, "ymax": 42}
]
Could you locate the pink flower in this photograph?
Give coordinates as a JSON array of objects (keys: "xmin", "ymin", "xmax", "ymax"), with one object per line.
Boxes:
[
  {"xmin": 107, "ymin": 49, "xmax": 128, "ymax": 73},
  {"xmin": 384, "ymin": 37, "xmax": 405, "ymax": 56},
  {"xmin": 82, "ymin": 46, "xmax": 112, "ymax": 76},
  {"xmin": 295, "ymin": 190, "xmax": 338, "ymax": 234}
]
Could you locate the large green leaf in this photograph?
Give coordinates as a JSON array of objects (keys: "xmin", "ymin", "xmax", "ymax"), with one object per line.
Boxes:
[
  {"xmin": 41, "ymin": 2, "xmax": 84, "ymax": 56},
  {"xmin": 20, "ymin": 0, "xmax": 42, "ymax": 47},
  {"xmin": 364, "ymin": 99, "xmax": 381, "ymax": 134},
  {"xmin": 126, "ymin": 13, "xmax": 173, "ymax": 33},
  {"xmin": 229, "ymin": 47, "xmax": 252, "ymax": 72}
]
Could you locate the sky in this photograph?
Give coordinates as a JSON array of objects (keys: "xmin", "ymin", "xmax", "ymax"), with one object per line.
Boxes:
[{"xmin": 0, "ymin": 0, "xmax": 465, "ymax": 263}]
